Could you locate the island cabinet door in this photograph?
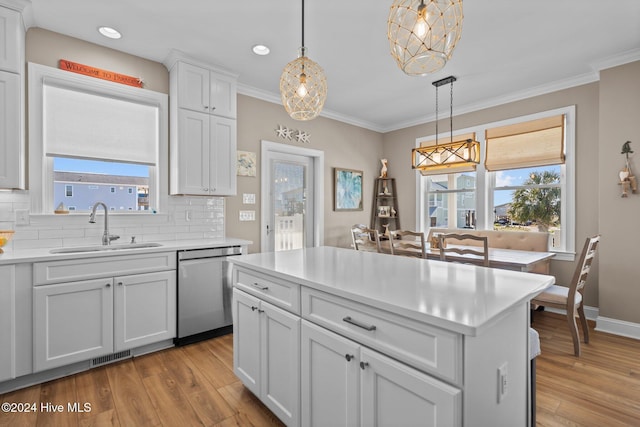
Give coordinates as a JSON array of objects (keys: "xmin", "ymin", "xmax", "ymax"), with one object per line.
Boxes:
[
  {"xmin": 33, "ymin": 278, "xmax": 114, "ymax": 372},
  {"xmin": 233, "ymin": 288, "xmax": 261, "ymax": 396},
  {"xmin": 260, "ymin": 298, "xmax": 300, "ymax": 427},
  {"xmin": 360, "ymin": 347, "xmax": 462, "ymax": 427},
  {"xmin": 113, "ymin": 271, "xmax": 176, "ymax": 352},
  {"xmin": 301, "ymin": 321, "xmax": 359, "ymax": 427}
]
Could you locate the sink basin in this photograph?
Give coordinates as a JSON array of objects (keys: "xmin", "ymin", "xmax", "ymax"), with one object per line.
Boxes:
[{"xmin": 50, "ymin": 242, "xmax": 163, "ymax": 254}]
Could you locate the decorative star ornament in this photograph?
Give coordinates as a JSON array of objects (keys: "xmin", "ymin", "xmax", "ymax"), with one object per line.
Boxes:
[
  {"xmin": 283, "ymin": 127, "xmax": 294, "ymax": 140},
  {"xmin": 275, "ymin": 124, "xmax": 287, "ymax": 138},
  {"xmin": 296, "ymin": 131, "xmax": 310, "ymax": 143}
]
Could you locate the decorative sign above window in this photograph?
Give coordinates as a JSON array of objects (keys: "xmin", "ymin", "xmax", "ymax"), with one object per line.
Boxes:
[
  {"xmin": 59, "ymin": 59, "xmax": 144, "ymax": 88},
  {"xmin": 275, "ymin": 124, "xmax": 310, "ymax": 144}
]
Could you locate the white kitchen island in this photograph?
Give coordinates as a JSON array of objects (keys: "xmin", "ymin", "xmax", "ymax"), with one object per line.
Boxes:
[{"xmin": 231, "ymin": 246, "xmax": 554, "ymax": 427}]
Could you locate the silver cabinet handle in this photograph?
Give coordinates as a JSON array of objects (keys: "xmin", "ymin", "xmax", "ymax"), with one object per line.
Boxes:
[
  {"xmin": 106, "ymin": 283, "xmax": 111, "ymax": 287},
  {"xmin": 251, "ymin": 306, "xmax": 258, "ymax": 311},
  {"xmin": 360, "ymin": 361, "xmax": 369, "ymax": 370},
  {"xmin": 252, "ymin": 282, "xmax": 269, "ymax": 291},
  {"xmin": 343, "ymin": 316, "xmax": 376, "ymax": 331},
  {"xmin": 117, "ymin": 282, "xmax": 123, "ymax": 286},
  {"xmin": 345, "ymin": 354, "xmax": 354, "ymax": 362}
]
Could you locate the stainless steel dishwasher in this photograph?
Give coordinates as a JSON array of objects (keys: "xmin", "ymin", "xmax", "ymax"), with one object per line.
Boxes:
[{"xmin": 175, "ymin": 246, "xmax": 242, "ymax": 345}]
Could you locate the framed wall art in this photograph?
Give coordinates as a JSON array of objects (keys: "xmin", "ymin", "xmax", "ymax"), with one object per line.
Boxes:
[{"xmin": 334, "ymin": 168, "xmax": 363, "ymax": 211}]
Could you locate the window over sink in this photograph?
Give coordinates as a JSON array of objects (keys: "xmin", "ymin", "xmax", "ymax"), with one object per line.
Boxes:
[{"xmin": 27, "ymin": 63, "xmax": 168, "ymax": 214}]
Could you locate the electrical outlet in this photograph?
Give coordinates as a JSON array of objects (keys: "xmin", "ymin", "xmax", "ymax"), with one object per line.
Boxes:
[
  {"xmin": 239, "ymin": 210, "xmax": 255, "ymax": 221},
  {"xmin": 242, "ymin": 193, "xmax": 256, "ymax": 204},
  {"xmin": 497, "ymin": 363, "xmax": 508, "ymax": 403},
  {"xmin": 15, "ymin": 209, "xmax": 30, "ymax": 225}
]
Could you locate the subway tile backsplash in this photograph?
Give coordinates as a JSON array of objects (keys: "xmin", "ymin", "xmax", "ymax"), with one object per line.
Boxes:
[{"xmin": 0, "ymin": 192, "xmax": 225, "ymax": 252}]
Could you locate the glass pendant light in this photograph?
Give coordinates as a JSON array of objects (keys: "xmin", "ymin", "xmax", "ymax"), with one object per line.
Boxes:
[
  {"xmin": 388, "ymin": 0, "xmax": 464, "ymax": 76},
  {"xmin": 280, "ymin": 0, "xmax": 327, "ymax": 121}
]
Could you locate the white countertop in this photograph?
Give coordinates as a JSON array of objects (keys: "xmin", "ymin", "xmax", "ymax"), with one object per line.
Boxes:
[
  {"xmin": 231, "ymin": 246, "xmax": 555, "ymax": 336},
  {"xmin": 0, "ymin": 238, "xmax": 252, "ymax": 265}
]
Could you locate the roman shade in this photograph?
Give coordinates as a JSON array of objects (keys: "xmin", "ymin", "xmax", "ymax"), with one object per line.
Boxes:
[
  {"xmin": 485, "ymin": 115, "xmax": 565, "ymax": 171},
  {"xmin": 417, "ymin": 132, "xmax": 478, "ymax": 176},
  {"xmin": 43, "ymin": 82, "xmax": 159, "ymax": 165}
]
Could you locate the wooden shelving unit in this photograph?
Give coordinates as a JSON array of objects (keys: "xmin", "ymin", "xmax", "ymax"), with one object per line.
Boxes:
[{"xmin": 370, "ymin": 178, "xmax": 400, "ymax": 239}]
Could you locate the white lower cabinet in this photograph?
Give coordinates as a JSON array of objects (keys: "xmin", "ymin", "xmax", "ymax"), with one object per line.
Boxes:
[
  {"xmin": 34, "ymin": 271, "xmax": 176, "ymax": 372},
  {"xmin": 233, "ymin": 288, "xmax": 300, "ymax": 426},
  {"xmin": 34, "ymin": 278, "xmax": 114, "ymax": 372},
  {"xmin": 301, "ymin": 321, "xmax": 461, "ymax": 427},
  {"xmin": 0, "ymin": 265, "xmax": 16, "ymax": 382},
  {"xmin": 114, "ymin": 271, "xmax": 176, "ymax": 351}
]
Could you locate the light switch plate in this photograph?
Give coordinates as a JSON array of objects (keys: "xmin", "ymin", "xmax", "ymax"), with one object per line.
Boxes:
[
  {"xmin": 243, "ymin": 193, "xmax": 256, "ymax": 204},
  {"xmin": 239, "ymin": 210, "xmax": 255, "ymax": 221}
]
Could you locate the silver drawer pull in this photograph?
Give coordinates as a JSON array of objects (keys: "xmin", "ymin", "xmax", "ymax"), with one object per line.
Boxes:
[
  {"xmin": 360, "ymin": 361, "xmax": 369, "ymax": 370},
  {"xmin": 345, "ymin": 354, "xmax": 354, "ymax": 362},
  {"xmin": 252, "ymin": 282, "xmax": 269, "ymax": 291},
  {"xmin": 342, "ymin": 316, "xmax": 376, "ymax": 331}
]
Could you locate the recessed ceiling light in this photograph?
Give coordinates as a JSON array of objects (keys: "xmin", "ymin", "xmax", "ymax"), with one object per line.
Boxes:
[
  {"xmin": 252, "ymin": 44, "xmax": 270, "ymax": 56},
  {"xmin": 98, "ymin": 26, "xmax": 122, "ymax": 39}
]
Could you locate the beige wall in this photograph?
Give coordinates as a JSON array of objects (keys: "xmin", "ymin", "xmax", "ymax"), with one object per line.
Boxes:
[
  {"xmin": 26, "ymin": 28, "xmax": 169, "ymax": 94},
  {"xmin": 598, "ymin": 61, "xmax": 640, "ymax": 323},
  {"xmin": 229, "ymin": 95, "xmax": 383, "ymax": 253},
  {"xmin": 382, "ymin": 83, "xmax": 601, "ymax": 308}
]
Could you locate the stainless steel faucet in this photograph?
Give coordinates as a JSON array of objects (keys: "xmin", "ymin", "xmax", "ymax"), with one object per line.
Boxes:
[{"xmin": 89, "ymin": 202, "xmax": 120, "ymax": 245}]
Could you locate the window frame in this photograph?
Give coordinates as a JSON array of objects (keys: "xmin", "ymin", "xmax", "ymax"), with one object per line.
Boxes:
[
  {"xmin": 416, "ymin": 106, "xmax": 576, "ymax": 260},
  {"xmin": 28, "ymin": 63, "xmax": 169, "ymax": 215}
]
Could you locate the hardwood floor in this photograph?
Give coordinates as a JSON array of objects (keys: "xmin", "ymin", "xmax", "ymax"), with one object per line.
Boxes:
[{"xmin": 1, "ymin": 311, "xmax": 639, "ymax": 426}]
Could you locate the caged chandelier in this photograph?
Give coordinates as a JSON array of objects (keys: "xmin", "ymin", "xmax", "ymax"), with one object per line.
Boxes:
[
  {"xmin": 412, "ymin": 76, "xmax": 480, "ymax": 173},
  {"xmin": 387, "ymin": 0, "xmax": 464, "ymax": 76},
  {"xmin": 280, "ymin": 0, "xmax": 327, "ymax": 121}
]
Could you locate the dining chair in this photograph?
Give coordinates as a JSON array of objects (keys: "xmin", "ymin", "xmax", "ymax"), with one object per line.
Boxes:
[
  {"xmin": 531, "ymin": 235, "xmax": 600, "ymax": 356},
  {"xmin": 351, "ymin": 224, "xmax": 382, "ymax": 253},
  {"xmin": 391, "ymin": 230, "xmax": 427, "ymax": 258},
  {"xmin": 439, "ymin": 233, "xmax": 489, "ymax": 267}
]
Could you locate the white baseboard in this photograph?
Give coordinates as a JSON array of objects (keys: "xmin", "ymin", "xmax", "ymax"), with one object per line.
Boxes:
[
  {"xmin": 543, "ymin": 305, "xmax": 599, "ymax": 321},
  {"xmin": 542, "ymin": 305, "xmax": 640, "ymax": 340},
  {"xmin": 595, "ymin": 316, "xmax": 640, "ymax": 340}
]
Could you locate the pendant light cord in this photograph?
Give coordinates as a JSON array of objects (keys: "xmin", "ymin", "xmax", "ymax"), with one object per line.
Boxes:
[
  {"xmin": 301, "ymin": 0, "xmax": 305, "ymax": 48},
  {"xmin": 435, "ymin": 84, "xmax": 439, "ymax": 146},
  {"xmin": 450, "ymin": 80, "xmax": 454, "ymax": 143}
]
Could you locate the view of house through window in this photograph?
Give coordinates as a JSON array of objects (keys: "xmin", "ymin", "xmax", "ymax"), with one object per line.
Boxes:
[
  {"xmin": 423, "ymin": 172, "xmax": 476, "ymax": 229},
  {"xmin": 53, "ymin": 157, "xmax": 150, "ymax": 213}
]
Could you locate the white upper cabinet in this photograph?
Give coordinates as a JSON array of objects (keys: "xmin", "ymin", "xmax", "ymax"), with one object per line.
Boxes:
[
  {"xmin": 177, "ymin": 61, "xmax": 237, "ymax": 119},
  {"xmin": 0, "ymin": 5, "xmax": 22, "ymax": 73},
  {"xmin": 169, "ymin": 57, "xmax": 238, "ymax": 196},
  {"xmin": 0, "ymin": 70, "xmax": 21, "ymax": 189},
  {"xmin": 0, "ymin": 2, "xmax": 25, "ymax": 189}
]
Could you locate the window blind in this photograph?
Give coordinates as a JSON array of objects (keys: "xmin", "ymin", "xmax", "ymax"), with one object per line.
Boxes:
[
  {"xmin": 418, "ymin": 132, "xmax": 477, "ymax": 176},
  {"xmin": 485, "ymin": 115, "xmax": 565, "ymax": 171},
  {"xmin": 43, "ymin": 83, "xmax": 159, "ymax": 165}
]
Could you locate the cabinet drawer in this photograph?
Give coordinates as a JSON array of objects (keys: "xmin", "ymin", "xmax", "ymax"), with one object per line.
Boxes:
[
  {"xmin": 34, "ymin": 252, "xmax": 177, "ymax": 285},
  {"xmin": 235, "ymin": 268, "xmax": 300, "ymax": 315},
  {"xmin": 302, "ymin": 288, "xmax": 462, "ymax": 385}
]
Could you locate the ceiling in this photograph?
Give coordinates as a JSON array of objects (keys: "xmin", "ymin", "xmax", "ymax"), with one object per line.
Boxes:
[{"xmin": 26, "ymin": 0, "xmax": 640, "ymax": 133}]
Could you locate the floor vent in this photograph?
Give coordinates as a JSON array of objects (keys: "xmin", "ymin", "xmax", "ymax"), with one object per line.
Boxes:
[{"xmin": 91, "ymin": 350, "xmax": 131, "ymax": 367}]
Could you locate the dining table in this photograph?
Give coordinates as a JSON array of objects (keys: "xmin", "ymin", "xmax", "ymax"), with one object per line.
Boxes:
[{"xmin": 381, "ymin": 241, "xmax": 556, "ymax": 273}]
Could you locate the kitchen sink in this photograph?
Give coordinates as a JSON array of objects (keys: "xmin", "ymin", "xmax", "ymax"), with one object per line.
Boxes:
[{"xmin": 50, "ymin": 242, "xmax": 163, "ymax": 254}]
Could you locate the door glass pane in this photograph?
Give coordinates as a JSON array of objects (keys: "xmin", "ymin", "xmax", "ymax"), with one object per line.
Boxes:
[{"xmin": 273, "ymin": 161, "xmax": 306, "ymax": 251}]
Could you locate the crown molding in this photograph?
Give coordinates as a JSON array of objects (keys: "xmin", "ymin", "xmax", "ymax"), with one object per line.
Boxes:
[
  {"xmin": 590, "ymin": 48, "xmax": 640, "ymax": 72},
  {"xmin": 0, "ymin": 0, "xmax": 33, "ymax": 28},
  {"xmin": 236, "ymin": 83, "xmax": 385, "ymax": 133},
  {"xmin": 162, "ymin": 49, "xmax": 239, "ymax": 78}
]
